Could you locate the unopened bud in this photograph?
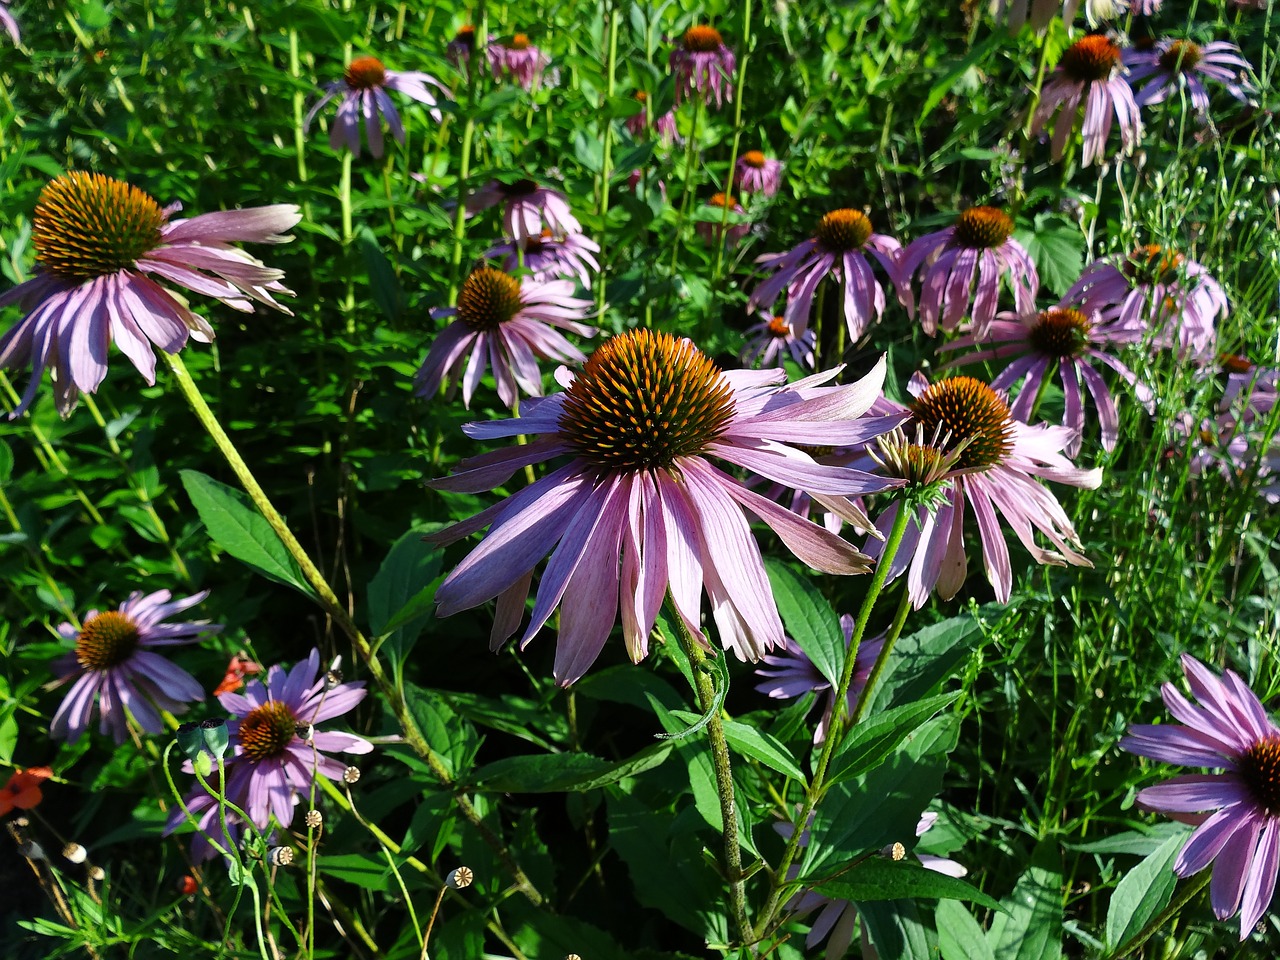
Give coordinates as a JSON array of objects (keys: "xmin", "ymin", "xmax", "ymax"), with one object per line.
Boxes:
[
  {"xmin": 62, "ymin": 842, "xmax": 87, "ymax": 864},
  {"xmin": 325, "ymin": 657, "xmax": 344, "ymax": 689},
  {"xmin": 342, "ymin": 766, "xmax": 361, "ymax": 784},
  {"xmin": 268, "ymin": 846, "xmax": 295, "ymax": 867},
  {"xmin": 89, "ymin": 865, "xmax": 105, "ymax": 881},
  {"xmin": 305, "ymin": 809, "xmax": 323, "ymax": 829},
  {"xmin": 447, "ymin": 866, "xmax": 474, "ymax": 889},
  {"xmin": 890, "ymin": 842, "xmax": 906, "ymax": 861},
  {"xmin": 19, "ymin": 840, "xmax": 46, "ymax": 860},
  {"xmin": 296, "ymin": 723, "xmax": 314, "ymax": 744}
]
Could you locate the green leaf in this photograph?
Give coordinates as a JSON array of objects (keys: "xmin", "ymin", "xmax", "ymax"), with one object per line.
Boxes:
[
  {"xmin": 917, "ymin": 33, "xmax": 1004, "ymax": 125},
  {"xmin": 318, "ymin": 853, "xmax": 392, "ymax": 892},
  {"xmin": 938, "ymin": 900, "xmax": 996, "ymax": 960},
  {"xmin": 987, "ymin": 841, "xmax": 1063, "ymax": 960},
  {"xmin": 179, "ymin": 470, "xmax": 314, "ymax": 597},
  {"xmin": 471, "ymin": 744, "xmax": 671, "ymax": 793},
  {"xmin": 765, "ymin": 558, "xmax": 844, "ymax": 689},
  {"xmin": 367, "ymin": 527, "xmax": 442, "ymax": 659},
  {"xmin": 860, "ymin": 900, "xmax": 933, "ymax": 960},
  {"xmin": 0, "ymin": 439, "xmax": 12, "ymax": 484},
  {"xmin": 670, "ymin": 710, "xmax": 805, "ymax": 782},
  {"xmin": 1015, "ymin": 219, "xmax": 1084, "ymax": 298},
  {"xmin": 1104, "ymin": 829, "xmax": 1187, "ymax": 953},
  {"xmin": 815, "ymin": 858, "xmax": 1003, "ymax": 911},
  {"xmin": 359, "ymin": 226, "xmax": 403, "ymax": 324},
  {"xmin": 828, "ymin": 692, "xmax": 959, "ymax": 785},
  {"xmin": 869, "ymin": 614, "xmax": 983, "ymax": 714}
]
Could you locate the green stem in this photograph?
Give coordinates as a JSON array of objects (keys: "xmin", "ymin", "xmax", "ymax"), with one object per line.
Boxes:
[
  {"xmin": 711, "ymin": 0, "xmax": 752, "ymax": 291},
  {"xmin": 1110, "ymin": 870, "xmax": 1210, "ymax": 959},
  {"xmin": 668, "ymin": 603, "xmax": 750, "ymax": 944},
  {"xmin": 448, "ymin": 117, "xmax": 477, "ymax": 300},
  {"xmin": 595, "ymin": 5, "xmax": 620, "ymax": 323},
  {"xmin": 751, "ymin": 502, "xmax": 912, "ymax": 944},
  {"xmin": 666, "ymin": 95, "xmax": 704, "ymax": 306},
  {"xmin": 163, "ymin": 350, "xmax": 544, "ymax": 906},
  {"xmin": 850, "ymin": 579, "xmax": 912, "ymax": 724}
]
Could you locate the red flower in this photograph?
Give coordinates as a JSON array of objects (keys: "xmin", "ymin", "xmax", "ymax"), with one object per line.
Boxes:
[{"xmin": 0, "ymin": 766, "xmax": 52, "ymax": 816}]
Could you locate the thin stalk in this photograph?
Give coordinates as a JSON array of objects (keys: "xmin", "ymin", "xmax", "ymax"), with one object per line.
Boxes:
[
  {"xmin": 595, "ymin": 5, "xmax": 620, "ymax": 323},
  {"xmin": 447, "ymin": 117, "xmax": 477, "ymax": 300},
  {"xmin": 752, "ymin": 503, "xmax": 912, "ymax": 943},
  {"xmin": 850, "ymin": 583, "xmax": 912, "ymax": 724},
  {"xmin": 1110, "ymin": 870, "xmax": 1210, "ymax": 959},
  {"xmin": 666, "ymin": 95, "xmax": 704, "ymax": 306},
  {"xmin": 163, "ymin": 351, "xmax": 545, "ymax": 906},
  {"xmin": 711, "ymin": 0, "xmax": 752, "ymax": 290},
  {"xmin": 668, "ymin": 604, "xmax": 750, "ymax": 943}
]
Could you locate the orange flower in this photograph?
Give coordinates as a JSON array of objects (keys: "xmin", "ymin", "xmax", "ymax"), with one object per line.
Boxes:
[
  {"xmin": 212, "ymin": 652, "xmax": 262, "ymax": 697},
  {"xmin": 0, "ymin": 766, "xmax": 53, "ymax": 816}
]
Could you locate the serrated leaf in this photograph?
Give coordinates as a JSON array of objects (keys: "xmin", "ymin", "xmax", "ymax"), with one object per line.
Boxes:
[
  {"xmin": 815, "ymin": 858, "xmax": 1002, "ymax": 911},
  {"xmin": 1104, "ymin": 829, "xmax": 1187, "ymax": 952},
  {"xmin": 765, "ymin": 559, "xmax": 844, "ymax": 689},
  {"xmin": 1015, "ymin": 221, "xmax": 1084, "ymax": 298},
  {"xmin": 179, "ymin": 470, "xmax": 314, "ymax": 597},
  {"xmin": 828, "ymin": 692, "xmax": 959, "ymax": 785},
  {"xmin": 869, "ymin": 614, "xmax": 982, "ymax": 714}
]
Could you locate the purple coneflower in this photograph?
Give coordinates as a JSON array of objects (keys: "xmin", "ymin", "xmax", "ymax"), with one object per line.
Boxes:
[
  {"xmin": 1221, "ymin": 356, "xmax": 1278, "ymax": 426},
  {"xmin": 696, "ymin": 192, "xmax": 751, "ymax": 247},
  {"xmin": 741, "ymin": 313, "xmax": 816, "ymax": 370},
  {"xmin": 669, "ymin": 25, "xmax": 735, "ymax": 108},
  {"xmin": 1120, "ymin": 654, "xmax": 1280, "ymax": 939},
  {"xmin": 446, "ymin": 25, "xmax": 475, "ymax": 70},
  {"xmin": 488, "ymin": 33, "xmax": 550, "ymax": 91},
  {"xmin": 1064, "ymin": 244, "xmax": 1227, "ymax": 360},
  {"xmin": 1125, "ymin": 39, "xmax": 1253, "ymax": 113},
  {"xmin": 305, "ymin": 56, "xmax": 450, "ymax": 159},
  {"xmin": 748, "ymin": 209, "xmax": 909, "ymax": 341},
  {"xmin": 1031, "ymin": 34, "xmax": 1142, "ymax": 168},
  {"xmin": 415, "ymin": 266, "xmax": 595, "ymax": 409},
  {"xmin": 625, "ymin": 91, "xmax": 679, "ymax": 144},
  {"xmin": 735, "ymin": 151, "xmax": 784, "ymax": 198},
  {"xmin": 466, "ymin": 179, "xmax": 581, "ymax": 244},
  {"xmin": 866, "ymin": 376, "xmax": 1102, "ymax": 607},
  {"xmin": 941, "ymin": 305, "xmax": 1149, "ymax": 455},
  {"xmin": 898, "ymin": 206, "xmax": 1039, "ymax": 339},
  {"xmin": 755, "ymin": 616, "xmax": 883, "ymax": 743},
  {"xmin": 0, "ymin": 173, "xmax": 298, "ymax": 418},
  {"xmin": 50, "ymin": 590, "xmax": 219, "ymax": 744},
  {"xmin": 168, "ymin": 648, "xmax": 372, "ymax": 860},
  {"xmin": 1, "ymin": 0, "xmax": 18, "ymax": 43},
  {"xmin": 426, "ymin": 330, "xmax": 901, "ymax": 685},
  {"xmin": 486, "ymin": 230, "xmax": 601, "ymax": 288},
  {"xmin": 780, "ymin": 809, "xmax": 966, "ymax": 960}
]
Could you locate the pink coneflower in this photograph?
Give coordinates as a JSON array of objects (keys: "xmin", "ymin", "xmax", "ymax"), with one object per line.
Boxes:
[
  {"xmin": 305, "ymin": 56, "xmax": 450, "ymax": 159},
  {"xmin": 486, "ymin": 230, "xmax": 601, "ymax": 288},
  {"xmin": 1064, "ymin": 244, "xmax": 1228, "ymax": 360},
  {"xmin": 1125, "ymin": 39, "xmax": 1253, "ymax": 113},
  {"xmin": 735, "ymin": 151, "xmax": 784, "ymax": 198},
  {"xmin": 1, "ymin": 0, "xmax": 18, "ymax": 44},
  {"xmin": 898, "ymin": 206, "xmax": 1039, "ymax": 339},
  {"xmin": 779, "ymin": 810, "xmax": 967, "ymax": 960},
  {"xmin": 866, "ymin": 376, "xmax": 1102, "ymax": 607},
  {"xmin": 669, "ymin": 25, "xmax": 735, "ymax": 108},
  {"xmin": 466, "ymin": 179, "xmax": 582, "ymax": 244},
  {"xmin": 1120, "ymin": 654, "xmax": 1280, "ymax": 939},
  {"xmin": 49, "ymin": 590, "xmax": 220, "ymax": 744},
  {"xmin": 941, "ymin": 305, "xmax": 1150, "ymax": 455},
  {"xmin": 488, "ymin": 33, "xmax": 550, "ymax": 91},
  {"xmin": 426, "ymin": 331, "xmax": 901, "ymax": 685},
  {"xmin": 414, "ymin": 266, "xmax": 596, "ymax": 409},
  {"xmin": 755, "ymin": 616, "xmax": 883, "ymax": 743},
  {"xmin": 696, "ymin": 192, "xmax": 751, "ymax": 247},
  {"xmin": 748, "ymin": 209, "xmax": 909, "ymax": 340},
  {"xmin": 625, "ymin": 91, "xmax": 679, "ymax": 144},
  {"xmin": 0, "ymin": 173, "xmax": 298, "ymax": 418},
  {"xmin": 741, "ymin": 313, "xmax": 816, "ymax": 370},
  {"xmin": 990, "ymin": 0, "xmax": 1081, "ymax": 32},
  {"xmin": 168, "ymin": 648, "xmax": 372, "ymax": 861},
  {"xmin": 1221, "ymin": 356, "xmax": 1278, "ymax": 426},
  {"xmin": 446, "ymin": 25, "xmax": 476, "ymax": 70},
  {"xmin": 1031, "ymin": 34, "xmax": 1142, "ymax": 168}
]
